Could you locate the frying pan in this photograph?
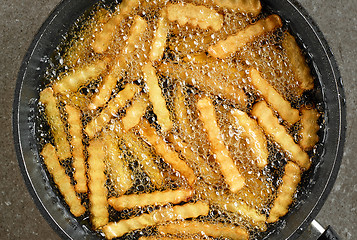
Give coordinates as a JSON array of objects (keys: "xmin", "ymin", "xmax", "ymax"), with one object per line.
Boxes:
[{"xmin": 13, "ymin": 0, "xmax": 346, "ymax": 239}]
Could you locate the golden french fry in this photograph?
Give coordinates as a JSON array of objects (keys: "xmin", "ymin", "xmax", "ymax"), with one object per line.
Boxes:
[
  {"xmin": 85, "ymin": 83, "xmax": 140, "ymax": 138},
  {"xmin": 40, "ymin": 88, "xmax": 71, "ymax": 160},
  {"xmin": 138, "ymin": 119, "xmax": 196, "ymax": 185},
  {"xmin": 251, "ymin": 101, "xmax": 310, "ymax": 169},
  {"xmin": 139, "ymin": 237, "xmax": 206, "ymax": 240},
  {"xmin": 231, "ymin": 109, "xmax": 268, "ymax": 168},
  {"xmin": 87, "ymin": 139, "xmax": 109, "ymax": 229},
  {"xmin": 52, "ymin": 58, "xmax": 109, "ymax": 95},
  {"xmin": 122, "ymin": 94, "xmax": 149, "ymax": 131},
  {"xmin": 173, "ymin": 83, "xmax": 193, "ymax": 139},
  {"xmin": 249, "ymin": 68, "xmax": 300, "ymax": 125},
  {"xmin": 197, "ymin": 97, "xmax": 245, "ymax": 192},
  {"xmin": 166, "ymin": 3, "xmax": 223, "ymax": 31},
  {"xmin": 142, "ymin": 62, "xmax": 173, "ymax": 132},
  {"xmin": 103, "ymin": 131, "xmax": 132, "ymax": 196},
  {"xmin": 208, "ymin": 14, "xmax": 282, "ymax": 59},
  {"xmin": 65, "ymin": 105, "xmax": 87, "ymax": 193},
  {"xmin": 158, "ymin": 221, "xmax": 249, "ymax": 240},
  {"xmin": 212, "ymin": 0, "xmax": 261, "ymax": 16},
  {"xmin": 41, "ymin": 144, "xmax": 86, "ymax": 217},
  {"xmin": 92, "ymin": 0, "xmax": 142, "ymax": 53},
  {"xmin": 267, "ymin": 161, "xmax": 301, "ymax": 223},
  {"xmin": 300, "ymin": 107, "xmax": 320, "ymax": 150},
  {"xmin": 282, "ymin": 32, "xmax": 314, "ymax": 91},
  {"xmin": 89, "ymin": 16, "xmax": 148, "ymax": 110},
  {"xmin": 149, "ymin": 9, "xmax": 169, "ymax": 62},
  {"xmin": 102, "ymin": 201, "xmax": 209, "ymax": 239},
  {"xmin": 108, "ymin": 189, "xmax": 193, "ymax": 211}
]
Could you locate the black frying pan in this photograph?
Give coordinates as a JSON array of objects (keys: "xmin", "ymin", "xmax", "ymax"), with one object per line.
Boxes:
[{"xmin": 13, "ymin": 0, "xmax": 346, "ymax": 239}]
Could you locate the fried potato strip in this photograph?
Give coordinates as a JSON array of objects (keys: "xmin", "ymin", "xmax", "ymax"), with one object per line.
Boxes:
[
  {"xmin": 267, "ymin": 161, "xmax": 301, "ymax": 223},
  {"xmin": 158, "ymin": 221, "xmax": 249, "ymax": 240},
  {"xmin": 173, "ymin": 83, "xmax": 193, "ymax": 139},
  {"xmin": 122, "ymin": 94, "xmax": 149, "ymax": 131},
  {"xmin": 139, "ymin": 237, "xmax": 206, "ymax": 240},
  {"xmin": 249, "ymin": 68, "xmax": 300, "ymax": 125},
  {"xmin": 102, "ymin": 201, "xmax": 209, "ymax": 239},
  {"xmin": 138, "ymin": 119, "xmax": 196, "ymax": 185},
  {"xmin": 251, "ymin": 101, "xmax": 310, "ymax": 169},
  {"xmin": 300, "ymin": 107, "xmax": 320, "ymax": 151},
  {"xmin": 40, "ymin": 88, "xmax": 71, "ymax": 160},
  {"xmin": 166, "ymin": 3, "xmax": 223, "ymax": 31},
  {"xmin": 87, "ymin": 139, "xmax": 109, "ymax": 229},
  {"xmin": 108, "ymin": 189, "xmax": 193, "ymax": 211},
  {"xmin": 41, "ymin": 144, "xmax": 86, "ymax": 217},
  {"xmin": 85, "ymin": 83, "xmax": 140, "ymax": 138},
  {"xmin": 65, "ymin": 105, "xmax": 87, "ymax": 193},
  {"xmin": 231, "ymin": 109, "xmax": 268, "ymax": 168},
  {"xmin": 208, "ymin": 14, "xmax": 282, "ymax": 59},
  {"xmin": 197, "ymin": 97, "xmax": 245, "ymax": 192},
  {"xmin": 212, "ymin": 0, "xmax": 261, "ymax": 16},
  {"xmin": 149, "ymin": 10, "xmax": 169, "ymax": 62}
]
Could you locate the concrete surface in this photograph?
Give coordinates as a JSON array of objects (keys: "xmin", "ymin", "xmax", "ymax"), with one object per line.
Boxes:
[{"xmin": 0, "ymin": 0, "xmax": 356, "ymax": 239}]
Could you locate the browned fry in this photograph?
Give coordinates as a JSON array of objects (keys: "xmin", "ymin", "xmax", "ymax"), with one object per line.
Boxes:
[
  {"xmin": 300, "ymin": 107, "xmax": 320, "ymax": 150},
  {"xmin": 212, "ymin": 0, "xmax": 262, "ymax": 16},
  {"xmin": 267, "ymin": 161, "xmax": 301, "ymax": 223},
  {"xmin": 251, "ymin": 101, "xmax": 310, "ymax": 169},
  {"xmin": 65, "ymin": 105, "xmax": 87, "ymax": 193},
  {"xmin": 150, "ymin": 9, "xmax": 169, "ymax": 62},
  {"xmin": 137, "ymin": 119, "xmax": 196, "ymax": 185},
  {"xmin": 108, "ymin": 189, "xmax": 193, "ymax": 211},
  {"xmin": 122, "ymin": 94, "xmax": 149, "ymax": 131},
  {"xmin": 282, "ymin": 32, "xmax": 314, "ymax": 91},
  {"xmin": 87, "ymin": 139, "xmax": 109, "ymax": 229},
  {"xmin": 158, "ymin": 221, "xmax": 249, "ymax": 240},
  {"xmin": 40, "ymin": 88, "xmax": 71, "ymax": 160},
  {"xmin": 249, "ymin": 68, "xmax": 300, "ymax": 125},
  {"xmin": 102, "ymin": 201, "xmax": 210, "ymax": 239},
  {"xmin": 197, "ymin": 97, "xmax": 245, "ymax": 192},
  {"xmin": 208, "ymin": 15, "xmax": 282, "ymax": 59}
]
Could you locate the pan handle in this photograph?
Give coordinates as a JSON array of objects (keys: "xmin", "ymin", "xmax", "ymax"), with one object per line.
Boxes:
[{"xmin": 310, "ymin": 220, "xmax": 342, "ymax": 240}]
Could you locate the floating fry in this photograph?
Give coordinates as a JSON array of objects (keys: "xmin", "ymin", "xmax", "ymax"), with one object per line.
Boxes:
[
  {"xmin": 138, "ymin": 119, "xmax": 196, "ymax": 185},
  {"xmin": 149, "ymin": 10, "xmax": 169, "ymax": 62},
  {"xmin": 52, "ymin": 58, "xmax": 109, "ymax": 95},
  {"xmin": 197, "ymin": 97, "xmax": 245, "ymax": 192},
  {"xmin": 158, "ymin": 221, "xmax": 249, "ymax": 240},
  {"xmin": 102, "ymin": 201, "xmax": 209, "ymax": 239},
  {"xmin": 65, "ymin": 105, "xmax": 87, "ymax": 193},
  {"xmin": 92, "ymin": 0, "xmax": 142, "ymax": 53},
  {"xmin": 268, "ymin": 161, "xmax": 301, "ymax": 223},
  {"xmin": 166, "ymin": 3, "xmax": 223, "ymax": 31},
  {"xmin": 300, "ymin": 107, "xmax": 320, "ymax": 150},
  {"xmin": 85, "ymin": 83, "xmax": 140, "ymax": 138},
  {"xmin": 108, "ymin": 189, "xmax": 193, "ymax": 211},
  {"xmin": 251, "ymin": 101, "xmax": 310, "ymax": 169},
  {"xmin": 231, "ymin": 109, "xmax": 268, "ymax": 168},
  {"xmin": 89, "ymin": 16, "xmax": 148, "ymax": 110},
  {"xmin": 87, "ymin": 139, "xmax": 109, "ymax": 229},
  {"xmin": 212, "ymin": 0, "xmax": 261, "ymax": 16},
  {"xmin": 142, "ymin": 63, "xmax": 173, "ymax": 132},
  {"xmin": 41, "ymin": 144, "xmax": 85, "ymax": 217},
  {"xmin": 208, "ymin": 14, "xmax": 282, "ymax": 59},
  {"xmin": 40, "ymin": 88, "xmax": 71, "ymax": 160},
  {"xmin": 282, "ymin": 32, "xmax": 314, "ymax": 91},
  {"xmin": 122, "ymin": 94, "xmax": 149, "ymax": 131},
  {"xmin": 173, "ymin": 83, "xmax": 193, "ymax": 138}
]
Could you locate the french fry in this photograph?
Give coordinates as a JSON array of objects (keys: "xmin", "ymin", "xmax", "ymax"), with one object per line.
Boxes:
[
  {"xmin": 89, "ymin": 16, "xmax": 148, "ymax": 110},
  {"xmin": 158, "ymin": 221, "xmax": 249, "ymax": 240},
  {"xmin": 137, "ymin": 119, "xmax": 196, "ymax": 185},
  {"xmin": 41, "ymin": 144, "xmax": 86, "ymax": 217},
  {"xmin": 282, "ymin": 32, "xmax": 314, "ymax": 91},
  {"xmin": 87, "ymin": 139, "xmax": 109, "ymax": 229},
  {"xmin": 142, "ymin": 63, "xmax": 173, "ymax": 132},
  {"xmin": 208, "ymin": 14, "xmax": 282, "ymax": 59},
  {"xmin": 249, "ymin": 68, "xmax": 300, "ymax": 125},
  {"xmin": 166, "ymin": 3, "xmax": 223, "ymax": 31},
  {"xmin": 197, "ymin": 97, "xmax": 245, "ymax": 192},
  {"xmin": 267, "ymin": 161, "xmax": 301, "ymax": 223},
  {"xmin": 40, "ymin": 88, "xmax": 71, "ymax": 160},
  {"xmin": 300, "ymin": 107, "xmax": 320, "ymax": 150},
  {"xmin": 92, "ymin": 0, "xmax": 142, "ymax": 53},
  {"xmin": 231, "ymin": 109, "xmax": 268, "ymax": 168},
  {"xmin": 139, "ymin": 237, "xmax": 206, "ymax": 240},
  {"xmin": 102, "ymin": 201, "xmax": 209, "ymax": 239},
  {"xmin": 103, "ymin": 131, "xmax": 133, "ymax": 196},
  {"xmin": 212, "ymin": 0, "xmax": 262, "ymax": 16},
  {"xmin": 251, "ymin": 101, "xmax": 310, "ymax": 169},
  {"xmin": 173, "ymin": 83, "xmax": 193, "ymax": 138},
  {"xmin": 149, "ymin": 9, "xmax": 169, "ymax": 62},
  {"xmin": 52, "ymin": 58, "xmax": 110, "ymax": 95},
  {"xmin": 85, "ymin": 83, "xmax": 140, "ymax": 138},
  {"xmin": 65, "ymin": 105, "xmax": 87, "ymax": 193},
  {"xmin": 122, "ymin": 94, "xmax": 149, "ymax": 131},
  {"xmin": 108, "ymin": 189, "xmax": 193, "ymax": 211}
]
